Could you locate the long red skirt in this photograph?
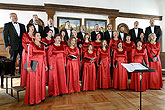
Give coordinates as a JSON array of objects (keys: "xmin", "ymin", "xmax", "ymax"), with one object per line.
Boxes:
[
  {"xmin": 66, "ymin": 60, "xmax": 80, "ymax": 93},
  {"xmin": 48, "ymin": 56, "xmax": 68, "ymax": 96},
  {"xmin": 21, "ymin": 49, "xmax": 28, "ymax": 87},
  {"xmin": 113, "ymin": 64, "xmax": 129, "ymax": 90},
  {"xmin": 148, "ymin": 59, "xmax": 163, "ymax": 89},
  {"xmin": 81, "ymin": 62, "xmax": 96, "ymax": 91},
  {"xmin": 97, "ymin": 59, "xmax": 111, "ymax": 88},
  {"xmin": 24, "ymin": 58, "xmax": 46, "ymax": 105}
]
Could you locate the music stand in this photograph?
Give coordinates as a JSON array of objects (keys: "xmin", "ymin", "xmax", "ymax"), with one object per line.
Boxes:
[{"xmin": 121, "ymin": 63, "xmax": 155, "ymax": 110}]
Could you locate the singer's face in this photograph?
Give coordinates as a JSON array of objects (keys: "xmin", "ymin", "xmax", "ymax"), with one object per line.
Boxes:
[
  {"xmin": 35, "ymin": 33, "xmax": 41, "ymax": 42},
  {"xmin": 29, "ymin": 25, "xmax": 34, "ymax": 33},
  {"xmin": 126, "ymin": 36, "xmax": 131, "ymax": 41},
  {"xmin": 47, "ymin": 30, "xmax": 53, "ymax": 37},
  {"xmin": 55, "ymin": 36, "xmax": 61, "ymax": 44},
  {"xmin": 71, "ymin": 38, "xmax": 76, "ymax": 46}
]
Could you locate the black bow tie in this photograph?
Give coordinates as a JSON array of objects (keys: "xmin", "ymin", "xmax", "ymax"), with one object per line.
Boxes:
[
  {"xmin": 14, "ymin": 22, "xmax": 17, "ymax": 24},
  {"xmin": 50, "ymin": 26, "xmax": 53, "ymax": 27}
]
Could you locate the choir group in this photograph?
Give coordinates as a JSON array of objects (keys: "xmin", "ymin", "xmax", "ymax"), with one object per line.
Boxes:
[{"xmin": 3, "ymin": 13, "xmax": 163, "ymax": 106}]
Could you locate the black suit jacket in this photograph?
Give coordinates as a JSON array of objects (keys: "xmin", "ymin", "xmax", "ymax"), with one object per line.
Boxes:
[
  {"xmin": 104, "ymin": 30, "xmax": 113, "ymax": 44},
  {"xmin": 91, "ymin": 31, "xmax": 103, "ymax": 41},
  {"xmin": 3, "ymin": 22, "xmax": 26, "ymax": 50},
  {"xmin": 118, "ymin": 32, "xmax": 128, "ymax": 42},
  {"xmin": 145, "ymin": 25, "xmax": 162, "ymax": 42},
  {"xmin": 43, "ymin": 26, "xmax": 59, "ymax": 38},
  {"xmin": 33, "ymin": 24, "xmax": 44, "ymax": 38},
  {"xmin": 77, "ymin": 31, "xmax": 84, "ymax": 41},
  {"xmin": 129, "ymin": 28, "xmax": 143, "ymax": 43}
]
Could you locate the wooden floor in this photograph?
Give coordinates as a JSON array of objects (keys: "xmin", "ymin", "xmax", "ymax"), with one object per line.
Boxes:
[{"xmin": 0, "ymin": 79, "xmax": 165, "ymax": 110}]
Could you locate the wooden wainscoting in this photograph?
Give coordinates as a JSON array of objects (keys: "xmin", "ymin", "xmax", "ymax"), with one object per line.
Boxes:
[{"xmin": 0, "ymin": 27, "xmax": 10, "ymax": 58}]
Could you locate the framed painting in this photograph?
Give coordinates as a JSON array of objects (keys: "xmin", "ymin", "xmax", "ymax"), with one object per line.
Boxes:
[
  {"xmin": 57, "ymin": 17, "xmax": 82, "ymax": 32},
  {"xmin": 84, "ymin": 19, "xmax": 107, "ymax": 33}
]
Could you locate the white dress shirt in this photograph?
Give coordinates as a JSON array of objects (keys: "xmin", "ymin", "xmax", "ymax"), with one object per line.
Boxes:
[
  {"xmin": 134, "ymin": 28, "xmax": 138, "ymax": 38},
  {"xmin": 151, "ymin": 26, "xmax": 154, "ymax": 33},
  {"xmin": 108, "ymin": 31, "xmax": 112, "ymax": 38},
  {"xmin": 120, "ymin": 32, "xmax": 124, "ymax": 41},
  {"xmin": 34, "ymin": 23, "xmax": 39, "ymax": 32},
  {"xmin": 49, "ymin": 26, "xmax": 55, "ymax": 36},
  {"xmin": 12, "ymin": 22, "xmax": 20, "ymax": 37},
  {"xmin": 66, "ymin": 29, "xmax": 71, "ymax": 38}
]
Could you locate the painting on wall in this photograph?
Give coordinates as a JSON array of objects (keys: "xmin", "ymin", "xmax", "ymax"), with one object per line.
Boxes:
[
  {"xmin": 57, "ymin": 17, "xmax": 82, "ymax": 32},
  {"xmin": 84, "ymin": 19, "xmax": 107, "ymax": 33}
]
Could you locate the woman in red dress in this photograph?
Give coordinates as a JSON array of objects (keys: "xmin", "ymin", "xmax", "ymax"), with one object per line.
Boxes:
[
  {"xmin": 21, "ymin": 24, "xmax": 34, "ymax": 87},
  {"xmin": 130, "ymin": 40, "xmax": 149, "ymax": 91},
  {"xmin": 82, "ymin": 33, "xmax": 93, "ymax": 53},
  {"xmin": 81, "ymin": 44, "xmax": 97, "ymax": 91},
  {"xmin": 24, "ymin": 32, "xmax": 48, "ymax": 105},
  {"xmin": 109, "ymin": 31, "xmax": 122, "ymax": 78},
  {"xmin": 109, "ymin": 31, "xmax": 122, "ymax": 52},
  {"xmin": 66, "ymin": 37, "xmax": 80, "ymax": 93},
  {"xmin": 48, "ymin": 34, "xmax": 68, "ymax": 96},
  {"xmin": 41, "ymin": 29, "xmax": 54, "ymax": 84},
  {"xmin": 123, "ymin": 35, "xmax": 136, "ymax": 63},
  {"xmin": 113, "ymin": 42, "xmax": 129, "ymax": 90},
  {"xmin": 97, "ymin": 40, "xmax": 111, "ymax": 89},
  {"xmin": 60, "ymin": 29, "xmax": 68, "ymax": 47},
  {"xmin": 93, "ymin": 33, "xmax": 101, "ymax": 51},
  {"xmin": 139, "ymin": 32, "xmax": 146, "ymax": 48},
  {"xmin": 146, "ymin": 33, "xmax": 163, "ymax": 89}
]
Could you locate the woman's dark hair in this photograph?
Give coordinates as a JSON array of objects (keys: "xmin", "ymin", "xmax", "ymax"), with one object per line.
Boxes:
[
  {"xmin": 45, "ymin": 28, "xmax": 53, "ymax": 34},
  {"xmin": 84, "ymin": 33, "xmax": 90, "ymax": 41},
  {"xmin": 26, "ymin": 23, "xmax": 36, "ymax": 33},
  {"xmin": 117, "ymin": 41, "xmax": 123, "ymax": 48},
  {"xmin": 135, "ymin": 39, "xmax": 142, "ymax": 47},
  {"xmin": 54, "ymin": 34, "xmax": 61, "ymax": 39}
]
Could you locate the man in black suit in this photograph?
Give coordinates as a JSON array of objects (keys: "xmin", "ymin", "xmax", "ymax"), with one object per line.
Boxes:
[
  {"xmin": 62, "ymin": 21, "xmax": 73, "ymax": 42},
  {"xmin": 104, "ymin": 24, "xmax": 113, "ymax": 44},
  {"xmin": 33, "ymin": 14, "xmax": 44, "ymax": 38},
  {"xmin": 118, "ymin": 26, "xmax": 128, "ymax": 42},
  {"xmin": 145, "ymin": 18, "xmax": 162, "ymax": 42},
  {"xmin": 129, "ymin": 21, "xmax": 144, "ymax": 43},
  {"xmin": 3, "ymin": 13, "xmax": 26, "ymax": 75},
  {"xmin": 77, "ymin": 25, "xmax": 86, "ymax": 41},
  {"xmin": 91, "ymin": 24, "xmax": 103, "ymax": 41},
  {"xmin": 43, "ymin": 18, "xmax": 59, "ymax": 37}
]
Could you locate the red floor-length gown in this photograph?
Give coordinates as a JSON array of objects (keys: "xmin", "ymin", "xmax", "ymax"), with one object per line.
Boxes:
[
  {"xmin": 48, "ymin": 44, "xmax": 68, "ymax": 96},
  {"xmin": 146, "ymin": 42, "xmax": 163, "ymax": 89},
  {"xmin": 130, "ymin": 47, "xmax": 149, "ymax": 91},
  {"xmin": 123, "ymin": 41, "xmax": 136, "ymax": 63},
  {"xmin": 113, "ymin": 49, "xmax": 129, "ymax": 90},
  {"xmin": 66, "ymin": 46, "xmax": 80, "ymax": 93},
  {"xmin": 97, "ymin": 48, "xmax": 112, "ymax": 88},
  {"xmin": 24, "ymin": 42, "xmax": 47, "ymax": 105},
  {"xmin": 21, "ymin": 33, "xmax": 33, "ymax": 87},
  {"xmin": 81, "ymin": 51, "xmax": 97, "ymax": 91},
  {"xmin": 41, "ymin": 37, "xmax": 54, "ymax": 84}
]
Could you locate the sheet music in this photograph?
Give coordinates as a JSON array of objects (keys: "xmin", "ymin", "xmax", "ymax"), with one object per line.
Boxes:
[{"xmin": 121, "ymin": 63, "xmax": 148, "ymax": 72}]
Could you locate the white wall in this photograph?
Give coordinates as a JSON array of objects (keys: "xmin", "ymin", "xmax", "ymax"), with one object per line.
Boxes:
[
  {"xmin": 0, "ymin": 9, "xmax": 47, "ymax": 28},
  {"xmin": 0, "ymin": 0, "xmax": 160, "ymax": 15}
]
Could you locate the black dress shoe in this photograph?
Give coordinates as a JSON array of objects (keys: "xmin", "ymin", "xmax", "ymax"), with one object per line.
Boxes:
[
  {"xmin": 41, "ymin": 99, "xmax": 45, "ymax": 102},
  {"xmin": 29, "ymin": 104, "xmax": 34, "ymax": 106}
]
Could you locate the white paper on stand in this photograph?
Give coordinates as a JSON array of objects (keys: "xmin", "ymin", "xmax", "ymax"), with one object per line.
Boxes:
[{"xmin": 121, "ymin": 63, "xmax": 148, "ymax": 72}]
